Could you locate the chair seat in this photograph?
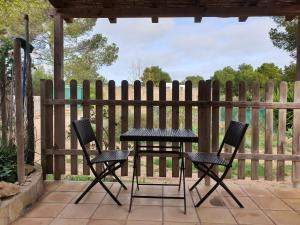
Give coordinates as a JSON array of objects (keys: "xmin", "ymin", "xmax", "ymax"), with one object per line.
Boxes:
[
  {"xmin": 187, "ymin": 152, "xmax": 228, "ymax": 166},
  {"xmin": 91, "ymin": 150, "xmax": 130, "ymax": 164}
]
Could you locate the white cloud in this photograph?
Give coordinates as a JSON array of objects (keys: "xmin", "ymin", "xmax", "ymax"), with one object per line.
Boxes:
[{"xmin": 95, "ymin": 17, "xmax": 293, "ymax": 84}]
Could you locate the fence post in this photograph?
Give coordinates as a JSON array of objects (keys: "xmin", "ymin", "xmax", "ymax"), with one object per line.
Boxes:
[
  {"xmin": 159, "ymin": 80, "xmax": 167, "ymax": 177},
  {"xmin": 172, "ymin": 80, "xmax": 180, "ymax": 177},
  {"xmin": 277, "ymin": 81, "xmax": 287, "ymax": 181},
  {"xmin": 225, "ymin": 81, "xmax": 233, "ymax": 178},
  {"xmin": 292, "ymin": 81, "xmax": 300, "ymax": 187},
  {"xmin": 265, "ymin": 81, "xmax": 274, "ymax": 180},
  {"xmin": 238, "ymin": 81, "xmax": 246, "ymax": 179},
  {"xmin": 83, "ymin": 80, "xmax": 90, "ymax": 175},
  {"xmin": 121, "ymin": 80, "xmax": 129, "ymax": 176},
  {"xmin": 146, "ymin": 81, "xmax": 154, "ymax": 177},
  {"xmin": 212, "ymin": 80, "xmax": 220, "ymax": 175},
  {"xmin": 251, "ymin": 81, "xmax": 260, "ymax": 180},
  {"xmin": 96, "ymin": 80, "xmax": 103, "ymax": 173},
  {"xmin": 185, "ymin": 80, "xmax": 193, "ymax": 177},
  {"xmin": 40, "ymin": 80, "xmax": 46, "ymax": 179},
  {"xmin": 134, "ymin": 80, "xmax": 141, "ymax": 176},
  {"xmin": 70, "ymin": 80, "xmax": 78, "ymax": 175}
]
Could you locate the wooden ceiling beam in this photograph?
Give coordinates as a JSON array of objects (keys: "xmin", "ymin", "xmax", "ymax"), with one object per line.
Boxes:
[
  {"xmin": 108, "ymin": 18, "xmax": 117, "ymax": 23},
  {"xmin": 239, "ymin": 16, "xmax": 248, "ymax": 22},
  {"xmin": 194, "ymin": 17, "xmax": 202, "ymax": 23},
  {"xmin": 152, "ymin": 17, "xmax": 159, "ymax": 23},
  {"xmin": 286, "ymin": 15, "xmax": 296, "ymax": 21},
  {"xmin": 56, "ymin": 6, "xmax": 300, "ymax": 18}
]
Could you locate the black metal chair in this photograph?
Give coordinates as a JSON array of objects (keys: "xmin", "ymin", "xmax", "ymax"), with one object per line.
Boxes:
[
  {"xmin": 188, "ymin": 120, "xmax": 248, "ymax": 208},
  {"xmin": 72, "ymin": 118, "xmax": 130, "ymax": 205}
]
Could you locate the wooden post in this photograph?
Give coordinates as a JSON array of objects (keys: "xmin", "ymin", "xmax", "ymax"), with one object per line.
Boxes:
[
  {"xmin": 185, "ymin": 80, "xmax": 193, "ymax": 177},
  {"xmin": 265, "ymin": 81, "xmax": 274, "ymax": 180},
  {"xmin": 0, "ymin": 53, "xmax": 7, "ymax": 145},
  {"xmin": 296, "ymin": 16, "xmax": 300, "ymax": 81},
  {"xmin": 54, "ymin": 13, "xmax": 64, "ymax": 86},
  {"xmin": 146, "ymin": 81, "xmax": 154, "ymax": 177},
  {"xmin": 251, "ymin": 81, "xmax": 260, "ymax": 180},
  {"xmin": 96, "ymin": 80, "xmax": 103, "ymax": 173},
  {"xmin": 225, "ymin": 81, "xmax": 233, "ymax": 178},
  {"xmin": 277, "ymin": 81, "xmax": 287, "ymax": 181},
  {"xmin": 238, "ymin": 81, "xmax": 246, "ymax": 179},
  {"xmin": 14, "ymin": 39, "xmax": 24, "ymax": 184},
  {"xmin": 121, "ymin": 80, "xmax": 129, "ymax": 176},
  {"xmin": 159, "ymin": 80, "xmax": 166, "ymax": 177},
  {"xmin": 292, "ymin": 81, "xmax": 300, "ymax": 187},
  {"xmin": 212, "ymin": 80, "xmax": 220, "ymax": 175},
  {"xmin": 70, "ymin": 80, "xmax": 78, "ymax": 175},
  {"xmin": 172, "ymin": 80, "xmax": 180, "ymax": 177},
  {"xmin": 134, "ymin": 80, "xmax": 141, "ymax": 176}
]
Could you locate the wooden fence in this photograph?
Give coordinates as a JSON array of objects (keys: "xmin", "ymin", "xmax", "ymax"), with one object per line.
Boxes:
[{"xmin": 40, "ymin": 79, "xmax": 300, "ymax": 187}]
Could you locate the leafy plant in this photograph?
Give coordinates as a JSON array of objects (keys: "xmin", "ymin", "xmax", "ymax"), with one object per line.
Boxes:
[{"xmin": 0, "ymin": 143, "xmax": 17, "ymax": 183}]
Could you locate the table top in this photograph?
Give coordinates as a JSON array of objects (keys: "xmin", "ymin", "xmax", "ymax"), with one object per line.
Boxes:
[{"xmin": 120, "ymin": 128, "xmax": 198, "ymax": 142}]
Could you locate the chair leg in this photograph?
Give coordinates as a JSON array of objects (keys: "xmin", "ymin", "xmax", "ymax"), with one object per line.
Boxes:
[
  {"xmin": 98, "ymin": 179, "xmax": 122, "ymax": 205},
  {"xmin": 75, "ymin": 178, "xmax": 98, "ymax": 204},
  {"xmin": 105, "ymin": 162, "xmax": 127, "ymax": 190},
  {"xmin": 190, "ymin": 163, "xmax": 214, "ymax": 191}
]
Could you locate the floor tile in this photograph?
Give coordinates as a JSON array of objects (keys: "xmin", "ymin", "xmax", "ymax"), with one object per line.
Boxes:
[
  {"xmin": 164, "ymin": 207, "xmax": 198, "ymax": 223},
  {"xmin": 126, "ymin": 221, "xmax": 162, "ymax": 225},
  {"xmin": 191, "ymin": 194, "xmax": 226, "ymax": 208},
  {"xmin": 12, "ymin": 218, "xmax": 53, "ymax": 225},
  {"xmin": 242, "ymin": 186, "xmax": 275, "ymax": 197},
  {"xmin": 88, "ymin": 220, "xmax": 126, "ymax": 225},
  {"xmin": 218, "ymin": 185, "xmax": 247, "ymax": 197},
  {"xmin": 164, "ymin": 222, "xmax": 200, "ymax": 225},
  {"xmin": 197, "ymin": 208, "xmax": 236, "ymax": 224},
  {"xmin": 58, "ymin": 204, "xmax": 98, "ymax": 219},
  {"xmin": 77, "ymin": 192, "xmax": 106, "ymax": 204},
  {"xmin": 268, "ymin": 188, "xmax": 300, "ymax": 199},
  {"xmin": 56, "ymin": 182, "xmax": 87, "ymax": 192},
  {"xmin": 44, "ymin": 181, "xmax": 62, "ymax": 192},
  {"xmin": 50, "ymin": 218, "xmax": 89, "ymax": 225},
  {"xmin": 265, "ymin": 210, "xmax": 300, "ymax": 225},
  {"xmin": 128, "ymin": 205, "xmax": 162, "ymax": 221},
  {"xmin": 102, "ymin": 194, "xmax": 130, "ymax": 205},
  {"xmin": 92, "ymin": 205, "xmax": 129, "ymax": 220},
  {"xmin": 223, "ymin": 196, "xmax": 258, "ymax": 209},
  {"xmin": 25, "ymin": 203, "xmax": 66, "ymax": 218},
  {"xmin": 90, "ymin": 183, "xmax": 112, "ymax": 193},
  {"xmin": 110, "ymin": 183, "xmax": 131, "ymax": 194},
  {"xmin": 135, "ymin": 185, "xmax": 163, "ymax": 195},
  {"xmin": 252, "ymin": 197, "xmax": 291, "ymax": 210},
  {"xmin": 282, "ymin": 198, "xmax": 300, "ymax": 210},
  {"xmin": 164, "ymin": 197, "xmax": 193, "ymax": 207},
  {"xmin": 40, "ymin": 192, "xmax": 78, "ymax": 203},
  {"xmin": 133, "ymin": 196, "xmax": 163, "ymax": 206},
  {"xmin": 230, "ymin": 209, "xmax": 273, "ymax": 225}
]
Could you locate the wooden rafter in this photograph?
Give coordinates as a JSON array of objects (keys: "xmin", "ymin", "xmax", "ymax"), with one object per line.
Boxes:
[
  {"xmin": 56, "ymin": 5, "xmax": 300, "ymax": 19},
  {"xmin": 239, "ymin": 16, "xmax": 248, "ymax": 22}
]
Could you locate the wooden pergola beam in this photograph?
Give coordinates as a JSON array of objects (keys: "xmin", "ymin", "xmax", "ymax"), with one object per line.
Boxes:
[
  {"xmin": 56, "ymin": 6, "xmax": 300, "ymax": 18},
  {"xmin": 239, "ymin": 16, "xmax": 248, "ymax": 22}
]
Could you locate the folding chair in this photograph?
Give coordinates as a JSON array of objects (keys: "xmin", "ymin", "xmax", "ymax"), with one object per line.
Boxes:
[
  {"xmin": 188, "ymin": 120, "xmax": 248, "ymax": 208},
  {"xmin": 72, "ymin": 118, "xmax": 130, "ymax": 205}
]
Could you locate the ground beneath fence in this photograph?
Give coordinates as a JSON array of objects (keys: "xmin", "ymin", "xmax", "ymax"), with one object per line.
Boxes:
[{"xmin": 11, "ymin": 179, "xmax": 300, "ymax": 225}]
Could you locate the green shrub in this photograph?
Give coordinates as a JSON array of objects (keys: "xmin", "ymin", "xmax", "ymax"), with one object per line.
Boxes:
[{"xmin": 0, "ymin": 143, "xmax": 17, "ymax": 183}]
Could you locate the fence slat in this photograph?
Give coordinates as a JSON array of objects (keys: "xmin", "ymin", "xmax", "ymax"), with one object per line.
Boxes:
[
  {"xmin": 108, "ymin": 80, "xmax": 116, "ymax": 151},
  {"xmin": 198, "ymin": 80, "xmax": 205, "ymax": 178},
  {"xmin": 159, "ymin": 81, "xmax": 167, "ymax": 177},
  {"xmin": 205, "ymin": 80, "xmax": 212, "ymax": 185},
  {"xmin": 121, "ymin": 80, "xmax": 128, "ymax": 176},
  {"xmin": 172, "ymin": 80, "xmax": 180, "ymax": 177},
  {"xmin": 96, "ymin": 80, "xmax": 103, "ymax": 173},
  {"xmin": 251, "ymin": 81, "xmax": 260, "ymax": 180},
  {"xmin": 238, "ymin": 81, "xmax": 246, "ymax": 179},
  {"xmin": 212, "ymin": 80, "xmax": 220, "ymax": 176},
  {"xmin": 54, "ymin": 79, "xmax": 65, "ymax": 180},
  {"xmin": 83, "ymin": 80, "xmax": 90, "ymax": 175},
  {"xmin": 134, "ymin": 80, "xmax": 141, "ymax": 176},
  {"xmin": 265, "ymin": 81, "xmax": 274, "ymax": 180},
  {"xmin": 277, "ymin": 81, "xmax": 287, "ymax": 181},
  {"xmin": 70, "ymin": 80, "xmax": 78, "ymax": 175},
  {"xmin": 146, "ymin": 81, "xmax": 154, "ymax": 177},
  {"xmin": 185, "ymin": 80, "xmax": 192, "ymax": 177},
  {"xmin": 292, "ymin": 81, "xmax": 300, "ymax": 187},
  {"xmin": 225, "ymin": 81, "xmax": 233, "ymax": 178}
]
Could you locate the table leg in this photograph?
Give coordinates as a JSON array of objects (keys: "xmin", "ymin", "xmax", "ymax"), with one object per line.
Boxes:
[
  {"xmin": 181, "ymin": 142, "xmax": 186, "ymax": 214},
  {"xmin": 129, "ymin": 142, "xmax": 138, "ymax": 212}
]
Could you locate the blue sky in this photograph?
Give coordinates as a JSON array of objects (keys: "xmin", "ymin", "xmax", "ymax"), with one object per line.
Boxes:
[{"xmin": 94, "ymin": 17, "xmax": 293, "ymax": 84}]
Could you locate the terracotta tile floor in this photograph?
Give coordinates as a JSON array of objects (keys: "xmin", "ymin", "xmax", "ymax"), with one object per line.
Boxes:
[{"xmin": 12, "ymin": 179, "xmax": 300, "ymax": 225}]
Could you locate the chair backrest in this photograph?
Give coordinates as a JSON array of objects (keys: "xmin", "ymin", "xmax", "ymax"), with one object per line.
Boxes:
[
  {"xmin": 218, "ymin": 121, "xmax": 248, "ymax": 165},
  {"xmin": 72, "ymin": 118, "xmax": 101, "ymax": 161}
]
